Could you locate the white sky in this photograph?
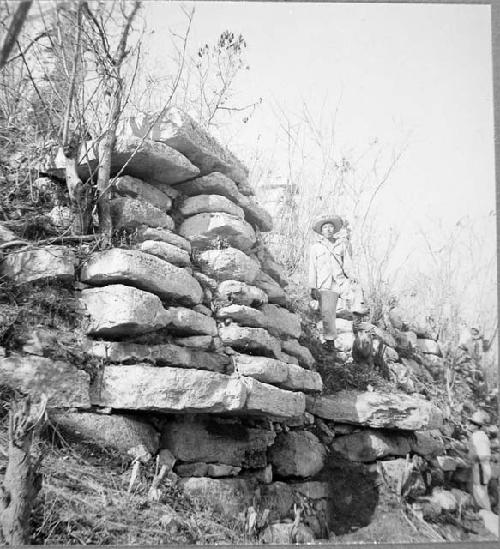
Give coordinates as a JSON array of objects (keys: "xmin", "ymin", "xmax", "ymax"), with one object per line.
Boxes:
[{"xmin": 142, "ymin": 1, "xmax": 496, "ymax": 269}]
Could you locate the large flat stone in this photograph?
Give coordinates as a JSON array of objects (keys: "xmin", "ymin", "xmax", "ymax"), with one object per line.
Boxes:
[
  {"xmin": 0, "ymin": 354, "xmax": 90, "ymax": 408},
  {"xmin": 409, "ymin": 430, "xmax": 445, "ymax": 458},
  {"xmin": 91, "ymin": 364, "xmax": 247, "ymax": 412},
  {"xmin": 110, "ymin": 197, "xmax": 174, "ymax": 231},
  {"xmin": 331, "ymin": 430, "xmax": 411, "ymax": 462},
  {"xmin": 236, "ymin": 195, "xmax": 273, "ymax": 232},
  {"xmin": 242, "ymin": 377, "xmax": 306, "ymax": 418},
  {"xmin": 147, "ymin": 107, "xmax": 249, "ymax": 185},
  {"xmin": 179, "ymin": 194, "xmax": 244, "ymax": 219},
  {"xmin": 216, "ymin": 280, "xmax": 268, "ymax": 306},
  {"xmin": 269, "ymin": 431, "xmax": 326, "ymax": 478},
  {"xmin": 197, "ymin": 248, "xmax": 260, "ymax": 283},
  {"xmin": 260, "ymin": 304, "xmax": 301, "ymax": 339},
  {"xmin": 253, "ymin": 270, "xmax": 286, "ymax": 305},
  {"xmin": 281, "ymin": 339, "xmax": 315, "ymax": 369},
  {"xmin": 0, "ymin": 246, "xmax": 76, "ymax": 284},
  {"xmin": 216, "ymin": 304, "xmax": 268, "ymax": 328},
  {"xmin": 168, "ymin": 306, "xmax": 217, "ymax": 336},
  {"xmin": 85, "ymin": 340, "xmax": 230, "ymax": 373},
  {"xmin": 284, "ymin": 363, "xmax": 322, "ymax": 393},
  {"xmin": 138, "ymin": 240, "xmax": 191, "ymax": 267},
  {"xmin": 81, "ymin": 248, "xmax": 202, "ymax": 305},
  {"xmin": 80, "ymin": 284, "xmax": 171, "ymax": 336},
  {"xmin": 179, "ymin": 212, "xmax": 256, "ymax": 251},
  {"xmin": 114, "ymin": 175, "xmax": 172, "ymax": 211},
  {"xmin": 175, "ymin": 172, "xmax": 240, "ymax": 202},
  {"xmin": 135, "ymin": 226, "xmax": 191, "ymax": 252},
  {"xmin": 161, "ymin": 417, "xmax": 275, "ymax": 467},
  {"xmin": 49, "ymin": 411, "xmax": 159, "ymax": 459},
  {"xmin": 218, "ymin": 324, "xmax": 280, "ymax": 357},
  {"xmin": 306, "ymin": 390, "xmax": 443, "ymax": 431}
]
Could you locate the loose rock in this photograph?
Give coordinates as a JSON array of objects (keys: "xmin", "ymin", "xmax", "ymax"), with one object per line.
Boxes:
[
  {"xmin": 216, "ymin": 279, "xmax": 268, "ymax": 306},
  {"xmin": 269, "ymin": 431, "xmax": 326, "ymax": 478},
  {"xmin": 110, "ymin": 197, "xmax": 174, "ymax": 231},
  {"xmin": 138, "ymin": 240, "xmax": 191, "ymax": 267},
  {"xmin": 197, "ymin": 247, "xmax": 260, "ymax": 283}
]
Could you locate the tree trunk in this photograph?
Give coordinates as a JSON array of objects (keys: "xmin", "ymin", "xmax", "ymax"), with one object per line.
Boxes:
[
  {"xmin": 64, "ymin": 151, "xmax": 93, "ymax": 235},
  {"xmin": 0, "ymin": 396, "xmax": 45, "ymax": 545}
]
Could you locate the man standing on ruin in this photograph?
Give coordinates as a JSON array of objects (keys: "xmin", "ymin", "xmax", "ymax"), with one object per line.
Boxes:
[{"xmin": 308, "ymin": 213, "xmax": 359, "ymax": 345}]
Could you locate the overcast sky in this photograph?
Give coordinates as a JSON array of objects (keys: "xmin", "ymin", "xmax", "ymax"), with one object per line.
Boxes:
[{"xmin": 142, "ymin": 1, "xmax": 496, "ymax": 269}]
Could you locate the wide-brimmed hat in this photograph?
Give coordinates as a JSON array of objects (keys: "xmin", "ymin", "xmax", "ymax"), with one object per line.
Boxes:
[{"xmin": 311, "ymin": 214, "xmax": 344, "ymax": 235}]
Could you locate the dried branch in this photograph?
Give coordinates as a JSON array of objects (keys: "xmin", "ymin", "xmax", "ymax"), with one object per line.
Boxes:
[{"xmin": 0, "ymin": 0, "xmax": 33, "ymax": 70}]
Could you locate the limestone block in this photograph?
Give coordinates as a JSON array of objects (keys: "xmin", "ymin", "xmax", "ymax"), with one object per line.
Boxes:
[
  {"xmin": 276, "ymin": 351, "xmax": 299, "ymax": 365},
  {"xmin": 91, "ymin": 364, "xmax": 248, "ymax": 412},
  {"xmin": 236, "ymin": 194, "xmax": 273, "ymax": 232},
  {"xmin": 161, "ymin": 417, "xmax": 275, "ymax": 467},
  {"xmin": 216, "ymin": 304, "xmax": 268, "ymax": 329},
  {"xmin": 111, "ymin": 135, "xmax": 200, "ymax": 185},
  {"xmin": 80, "ymin": 285, "xmax": 171, "ymax": 336},
  {"xmin": 135, "ymin": 226, "xmax": 191, "ymax": 252},
  {"xmin": 179, "ymin": 212, "xmax": 256, "ymax": 251},
  {"xmin": 242, "ymin": 376, "xmax": 306, "ymax": 418},
  {"xmin": 174, "ymin": 335, "xmax": 213, "ymax": 350},
  {"xmin": 336, "ymin": 319, "xmax": 353, "ymax": 334},
  {"xmin": 175, "ymin": 172, "xmax": 240, "ymax": 202},
  {"xmin": 331, "ymin": 430, "xmax": 411, "ymax": 462},
  {"xmin": 206, "ymin": 464, "xmax": 241, "ymax": 478},
  {"xmin": 85, "ymin": 340, "xmax": 230, "ymax": 373},
  {"xmin": 336, "ymin": 332, "xmax": 355, "ymax": 352},
  {"xmin": 218, "ymin": 324, "xmax": 280, "ymax": 357},
  {"xmin": 179, "ymin": 477, "xmax": 256, "ymax": 517},
  {"xmin": 110, "ymin": 197, "xmax": 174, "ymax": 231},
  {"xmin": 378, "ymin": 459, "xmax": 425, "ymax": 498},
  {"xmin": 138, "ymin": 240, "xmax": 190, "ymax": 267},
  {"xmin": 193, "ymin": 304, "xmax": 213, "ymax": 316},
  {"xmin": 409, "ymin": 430, "xmax": 445, "ymax": 458},
  {"xmin": 179, "ymin": 194, "xmax": 244, "ymax": 219},
  {"xmin": 114, "ymin": 175, "xmax": 172, "ymax": 211},
  {"xmin": 0, "ymin": 246, "xmax": 75, "ymax": 284},
  {"xmin": 168, "ymin": 306, "xmax": 217, "ymax": 336},
  {"xmin": 471, "ymin": 409, "xmax": 491, "ymax": 426},
  {"xmin": 430, "ymin": 487, "xmax": 456, "ymax": 511},
  {"xmin": 260, "ymin": 304, "xmax": 301, "ymax": 339},
  {"xmin": 436, "ymin": 455, "xmax": 466, "ymax": 472},
  {"xmin": 149, "ymin": 106, "xmax": 249, "ymax": 185},
  {"xmin": 176, "ymin": 462, "xmax": 209, "ymax": 477},
  {"xmin": 416, "ymin": 338, "xmax": 441, "ymax": 356},
  {"xmin": 0, "ymin": 354, "xmax": 90, "ymax": 408},
  {"xmin": 284, "ymin": 363, "xmax": 322, "ymax": 393},
  {"xmin": 216, "ymin": 280, "xmax": 268, "ymax": 306},
  {"xmin": 198, "ymin": 248, "xmax": 260, "ymax": 283},
  {"xmin": 233, "ymin": 354, "xmax": 288, "ymax": 384},
  {"xmin": 259, "ymin": 482, "xmax": 294, "ymax": 521},
  {"xmin": 306, "ymin": 390, "xmax": 443, "ymax": 430},
  {"xmin": 478, "ymin": 509, "xmax": 499, "ymax": 537},
  {"xmin": 81, "ymin": 248, "xmax": 202, "ymax": 305},
  {"xmin": 268, "ymin": 431, "xmax": 326, "ymax": 478},
  {"xmin": 281, "ymin": 339, "xmax": 315, "ymax": 369},
  {"xmin": 49, "ymin": 411, "xmax": 159, "ymax": 460},
  {"xmin": 253, "ymin": 270, "xmax": 286, "ymax": 305}
]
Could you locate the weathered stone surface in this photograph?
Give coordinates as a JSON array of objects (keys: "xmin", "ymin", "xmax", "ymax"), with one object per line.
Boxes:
[
  {"xmin": 179, "ymin": 194, "xmax": 244, "ymax": 219},
  {"xmin": 179, "ymin": 212, "xmax": 256, "ymax": 251},
  {"xmin": 91, "ymin": 365, "xmax": 247, "ymax": 412},
  {"xmin": 149, "ymin": 107, "xmax": 249, "ymax": 184},
  {"xmin": 242, "ymin": 464, "xmax": 273, "ymax": 484},
  {"xmin": 478, "ymin": 509, "xmax": 499, "ymax": 537},
  {"xmin": 430, "ymin": 487, "xmax": 457, "ymax": 511},
  {"xmin": 260, "ymin": 523, "xmax": 315, "ymax": 544},
  {"xmin": 135, "ymin": 226, "xmax": 191, "ymax": 252},
  {"xmin": 237, "ymin": 195, "xmax": 273, "ymax": 232},
  {"xmin": 335, "ymin": 332, "xmax": 355, "ymax": 353},
  {"xmin": 269, "ymin": 431, "xmax": 326, "ymax": 478},
  {"xmin": 292, "ymin": 481, "xmax": 331, "ymax": 500},
  {"xmin": 0, "ymin": 222, "xmax": 21, "ymax": 244},
  {"xmin": 242, "ymin": 377, "xmax": 306, "ymax": 418},
  {"xmin": 85, "ymin": 340, "xmax": 231, "ymax": 373},
  {"xmin": 471, "ymin": 409, "xmax": 491, "ymax": 426},
  {"xmin": 260, "ymin": 304, "xmax": 301, "ymax": 339},
  {"xmin": 377, "ymin": 459, "xmax": 425, "ymax": 498},
  {"xmin": 81, "ymin": 248, "xmax": 202, "ymax": 305},
  {"xmin": 409, "ymin": 430, "xmax": 445, "ymax": 458},
  {"xmin": 259, "ymin": 482, "xmax": 295, "ymax": 520},
  {"xmin": 0, "ymin": 246, "xmax": 75, "ymax": 284},
  {"xmin": 193, "ymin": 304, "xmax": 212, "ymax": 316},
  {"xmin": 81, "ymin": 285, "xmax": 171, "ymax": 336},
  {"xmin": 49, "ymin": 411, "xmax": 159, "ymax": 459},
  {"xmin": 0, "ymin": 355, "xmax": 90, "ymax": 408},
  {"xmin": 216, "ymin": 280, "xmax": 268, "ymax": 306},
  {"xmin": 436, "ymin": 455, "xmax": 466, "ymax": 472},
  {"xmin": 416, "ymin": 338, "xmax": 441, "ymax": 356},
  {"xmin": 395, "ymin": 330, "xmax": 418, "ymax": 349},
  {"xmin": 206, "ymin": 464, "xmax": 241, "ymax": 477},
  {"xmin": 168, "ymin": 306, "xmax": 217, "ymax": 336},
  {"xmin": 253, "ymin": 270, "xmax": 286, "ymax": 305},
  {"xmin": 218, "ymin": 324, "xmax": 280, "ymax": 357},
  {"xmin": 306, "ymin": 390, "xmax": 443, "ymax": 431},
  {"xmin": 176, "ymin": 462, "xmax": 209, "ymax": 477},
  {"xmin": 112, "ymin": 135, "xmax": 200, "ymax": 184},
  {"xmin": 281, "ymin": 339, "xmax": 315, "ymax": 369},
  {"xmin": 173, "ymin": 335, "xmax": 213, "ymax": 350},
  {"xmin": 114, "ymin": 175, "xmax": 172, "ymax": 211},
  {"xmin": 276, "ymin": 351, "xmax": 299, "ymax": 365},
  {"xmin": 175, "ymin": 172, "xmax": 240, "ymax": 202},
  {"xmin": 138, "ymin": 240, "xmax": 190, "ymax": 267},
  {"xmin": 198, "ymin": 248, "xmax": 260, "ymax": 283},
  {"xmin": 284, "ymin": 363, "xmax": 322, "ymax": 393},
  {"xmin": 179, "ymin": 477, "xmax": 256, "ymax": 517},
  {"xmin": 331, "ymin": 430, "xmax": 411, "ymax": 462},
  {"xmin": 110, "ymin": 197, "xmax": 174, "ymax": 231},
  {"xmin": 336, "ymin": 319, "xmax": 353, "ymax": 334},
  {"xmin": 216, "ymin": 304, "xmax": 267, "ymax": 328},
  {"xmin": 161, "ymin": 417, "xmax": 275, "ymax": 467}
]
